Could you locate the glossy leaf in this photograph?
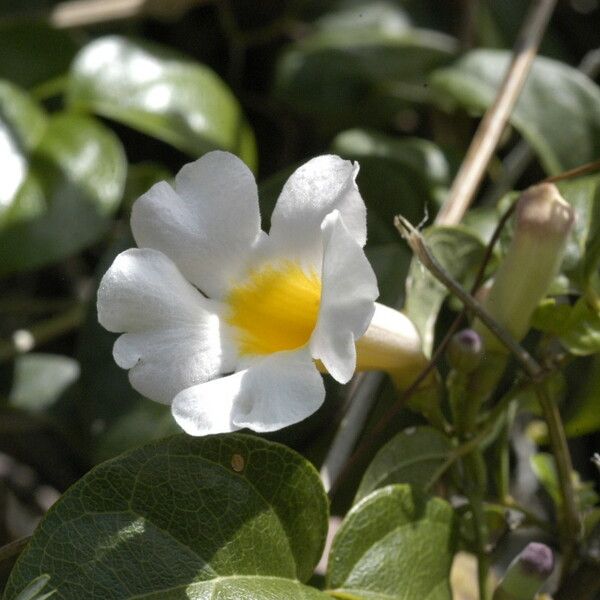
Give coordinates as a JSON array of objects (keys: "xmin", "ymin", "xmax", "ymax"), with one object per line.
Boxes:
[
  {"xmin": 327, "ymin": 484, "xmax": 457, "ymax": 599},
  {"xmin": 430, "ymin": 50, "xmax": 600, "ymax": 174},
  {"xmin": 355, "ymin": 426, "xmax": 452, "ymax": 503},
  {"xmin": 67, "ymin": 36, "xmax": 257, "ymax": 169},
  {"xmin": 5, "ymin": 434, "xmax": 329, "ymax": 599},
  {"xmin": 275, "ymin": 26, "xmax": 456, "ymax": 128},
  {"xmin": 0, "ymin": 81, "xmax": 47, "ymax": 226},
  {"xmin": 0, "ymin": 111, "xmax": 127, "ymax": 276},
  {"xmin": 9, "ymin": 353, "xmax": 79, "ymax": 412},
  {"xmin": 404, "ymin": 226, "xmax": 488, "ymax": 355}
]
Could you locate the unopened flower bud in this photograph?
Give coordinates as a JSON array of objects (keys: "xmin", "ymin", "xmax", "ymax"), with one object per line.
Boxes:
[
  {"xmin": 493, "ymin": 542, "xmax": 554, "ymax": 600},
  {"xmin": 447, "ymin": 329, "xmax": 484, "ymax": 373},
  {"xmin": 475, "ymin": 183, "xmax": 574, "ymax": 352}
]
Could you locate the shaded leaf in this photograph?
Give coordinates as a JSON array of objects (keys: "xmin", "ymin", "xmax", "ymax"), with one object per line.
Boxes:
[
  {"xmin": 327, "ymin": 484, "xmax": 457, "ymax": 600},
  {"xmin": 564, "ymin": 355, "xmax": 600, "ymax": 438},
  {"xmin": 355, "ymin": 426, "xmax": 451, "ymax": 503},
  {"xmin": 0, "ymin": 21, "xmax": 78, "ymax": 90},
  {"xmin": 67, "ymin": 36, "xmax": 257, "ymax": 169},
  {"xmin": 430, "ymin": 50, "xmax": 600, "ymax": 174},
  {"xmin": 13, "ymin": 574, "xmax": 55, "ymax": 600},
  {"xmin": 5, "ymin": 434, "xmax": 329, "ymax": 599},
  {"xmin": 332, "ymin": 128, "xmax": 449, "ymax": 234},
  {"xmin": 275, "ymin": 26, "xmax": 456, "ymax": 128}
]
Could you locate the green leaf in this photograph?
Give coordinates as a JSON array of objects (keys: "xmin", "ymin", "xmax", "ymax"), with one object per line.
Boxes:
[
  {"xmin": 430, "ymin": 50, "xmax": 600, "ymax": 174},
  {"xmin": 530, "ymin": 453, "xmax": 598, "ymax": 512},
  {"xmin": 355, "ymin": 426, "xmax": 452, "ymax": 503},
  {"xmin": 332, "ymin": 129, "xmax": 449, "ymax": 234},
  {"xmin": 0, "ymin": 81, "xmax": 47, "ymax": 227},
  {"xmin": 0, "ymin": 21, "xmax": 78, "ymax": 90},
  {"xmin": 365, "ymin": 243, "xmax": 412, "ymax": 306},
  {"xmin": 559, "ymin": 299, "xmax": 600, "ymax": 356},
  {"xmin": 9, "ymin": 353, "xmax": 79, "ymax": 412},
  {"xmin": 564, "ymin": 355, "xmax": 600, "ymax": 438},
  {"xmin": 327, "ymin": 484, "xmax": 457, "ymax": 600},
  {"xmin": 0, "ymin": 109, "xmax": 127, "ymax": 276},
  {"xmin": 4, "ymin": 434, "xmax": 329, "ymax": 599},
  {"xmin": 275, "ymin": 27, "xmax": 456, "ymax": 129},
  {"xmin": 67, "ymin": 36, "xmax": 257, "ymax": 169},
  {"xmin": 403, "ymin": 226, "xmax": 488, "ymax": 356},
  {"xmin": 556, "ymin": 174, "xmax": 600, "ymax": 290}
]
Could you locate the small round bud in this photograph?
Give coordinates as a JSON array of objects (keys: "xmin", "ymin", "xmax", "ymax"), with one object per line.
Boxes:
[
  {"xmin": 518, "ymin": 542, "xmax": 554, "ymax": 579},
  {"xmin": 447, "ymin": 329, "xmax": 484, "ymax": 373}
]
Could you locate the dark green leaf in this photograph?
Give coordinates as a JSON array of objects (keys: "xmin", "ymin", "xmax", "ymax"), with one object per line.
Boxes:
[
  {"xmin": 355, "ymin": 426, "xmax": 452, "ymax": 503},
  {"xmin": 564, "ymin": 355, "xmax": 600, "ymax": 438},
  {"xmin": 0, "ymin": 21, "xmax": 78, "ymax": 90},
  {"xmin": 5, "ymin": 434, "xmax": 329, "ymax": 599},
  {"xmin": 365, "ymin": 243, "xmax": 412, "ymax": 306},
  {"xmin": 430, "ymin": 50, "xmax": 600, "ymax": 174},
  {"xmin": 13, "ymin": 574, "xmax": 55, "ymax": 600},
  {"xmin": 332, "ymin": 128, "xmax": 449, "ymax": 234},
  {"xmin": 559, "ymin": 299, "xmax": 600, "ymax": 356},
  {"xmin": 403, "ymin": 226, "xmax": 488, "ymax": 355},
  {"xmin": 67, "ymin": 36, "xmax": 257, "ymax": 169},
  {"xmin": 327, "ymin": 484, "xmax": 457, "ymax": 599},
  {"xmin": 9, "ymin": 353, "xmax": 79, "ymax": 412},
  {"xmin": 0, "ymin": 110, "xmax": 127, "ymax": 276},
  {"xmin": 275, "ymin": 27, "xmax": 456, "ymax": 128}
]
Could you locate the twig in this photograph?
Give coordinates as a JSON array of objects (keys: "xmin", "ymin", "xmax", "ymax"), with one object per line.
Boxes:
[
  {"xmin": 435, "ymin": 0, "xmax": 556, "ymax": 226},
  {"xmin": 320, "ymin": 372, "xmax": 384, "ymax": 493},
  {"xmin": 397, "ymin": 215, "xmax": 581, "ymax": 576},
  {"xmin": 483, "ymin": 48, "xmax": 600, "ymax": 205},
  {"xmin": 396, "ymin": 216, "xmax": 542, "ymax": 378}
]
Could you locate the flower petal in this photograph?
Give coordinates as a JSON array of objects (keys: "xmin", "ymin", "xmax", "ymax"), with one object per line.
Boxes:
[
  {"xmin": 97, "ymin": 248, "xmax": 235, "ymax": 403},
  {"xmin": 172, "ymin": 348, "xmax": 324, "ymax": 436},
  {"xmin": 268, "ymin": 155, "xmax": 366, "ymax": 263},
  {"xmin": 310, "ymin": 210, "xmax": 378, "ymax": 383},
  {"xmin": 131, "ymin": 151, "xmax": 261, "ymax": 299}
]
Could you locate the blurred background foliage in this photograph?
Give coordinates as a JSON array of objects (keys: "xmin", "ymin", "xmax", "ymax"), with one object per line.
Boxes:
[{"xmin": 1, "ymin": 0, "xmax": 600, "ymax": 593}]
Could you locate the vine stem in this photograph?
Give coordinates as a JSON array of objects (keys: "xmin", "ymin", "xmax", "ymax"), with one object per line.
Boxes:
[
  {"xmin": 0, "ymin": 305, "xmax": 84, "ymax": 363},
  {"xmin": 397, "ymin": 217, "xmax": 581, "ymax": 575},
  {"xmin": 435, "ymin": 0, "xmax": 557, "ymax": 226}
]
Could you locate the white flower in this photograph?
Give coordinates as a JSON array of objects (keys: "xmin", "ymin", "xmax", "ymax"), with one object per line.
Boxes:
[{"xmin": 97, "ymin": 151, "xmax": 380, "ymax": 435}]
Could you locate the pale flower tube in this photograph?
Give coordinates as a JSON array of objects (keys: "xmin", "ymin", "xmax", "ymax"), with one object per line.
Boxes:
[{"xmin": 97, "ymin": 151, "xmax": 426, "ymax": 435}]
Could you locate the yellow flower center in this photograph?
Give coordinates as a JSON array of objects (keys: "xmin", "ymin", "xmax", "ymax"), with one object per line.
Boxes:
[{"xmin": 227, "ymin": 261, "xmax": 322, "ymax": 356}]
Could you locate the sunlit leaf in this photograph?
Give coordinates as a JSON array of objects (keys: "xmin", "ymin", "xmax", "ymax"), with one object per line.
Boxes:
[
  {"xmin": 5, "ymin": 435, "xmax": 329, "ymax": 599},
  {"xmin": 327, "ymin": 484, "xmax": 457, "ymax": 600},
  {"xmin": 67, "ymin": 36, "xmax": 257, "ymax": 169},
  {"xmin": 9, "ymin": 353, "xmax": 79, "ymax": 412},
  {"xmin": 0, "ymin": 111, "xmax": 127, "ymax": 275}
]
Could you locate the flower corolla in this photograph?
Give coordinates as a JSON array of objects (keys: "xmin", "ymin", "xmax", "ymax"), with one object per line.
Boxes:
[{"xmin": 97, "ymin": 151, "xmax": 379, "ymax": 435}]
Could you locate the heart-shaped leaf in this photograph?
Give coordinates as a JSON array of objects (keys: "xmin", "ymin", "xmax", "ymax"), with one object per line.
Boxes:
[
  {"xmin": 327, "ymin": 484, "xmax": 457, "ymax": 600},
  {"xmin": 66, "ymin": 36, "xmax": 257, "ymax": 169},
  {"xmin": 4, "ymin": 434, "xmax": 329, "ymax": 599}
]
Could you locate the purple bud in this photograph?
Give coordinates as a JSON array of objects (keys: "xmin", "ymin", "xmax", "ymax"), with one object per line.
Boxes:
[
  {"xmin": 519, "ymin": 542, "xmax": 554, "ymax": 579},
  {"xmin": 447, "ymin": 329, "xmax": 484, "ymax": 372}
]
